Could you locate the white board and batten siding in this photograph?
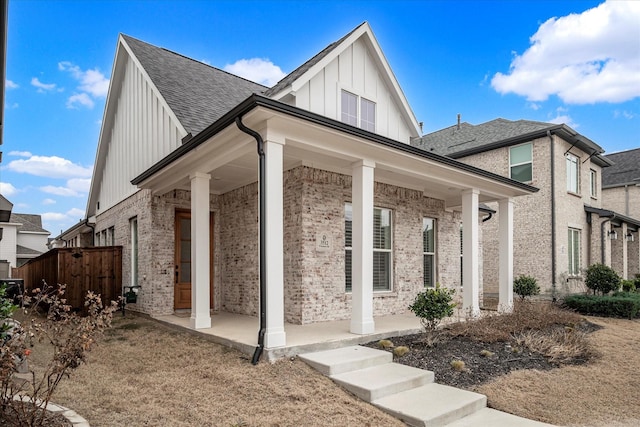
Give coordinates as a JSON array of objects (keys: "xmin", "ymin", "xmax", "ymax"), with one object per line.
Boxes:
[
  {"xmin": 294, "ymin": 37, "xmax": 413, "ymax": 144},
  {"xmin": 96, "ymin": 55, "xmax": 186, "ymax": 213}
]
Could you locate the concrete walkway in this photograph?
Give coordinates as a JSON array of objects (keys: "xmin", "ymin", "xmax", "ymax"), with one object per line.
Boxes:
[{"xmin": 299, "ymin": 346, "xmax": 555, "ymax": 427}]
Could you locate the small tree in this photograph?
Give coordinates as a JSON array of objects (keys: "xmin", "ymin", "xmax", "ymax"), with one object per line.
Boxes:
[
  {"xmin": 585, "ymin": 263, "xmax": 621, "ymax": 295},
  {"xmin": 513, "ymin": 275, "xmax": 540, "ymax": 301},
  {"xmin": 409, "ymin": 284, "xmax": 456, "ymax": 346}
]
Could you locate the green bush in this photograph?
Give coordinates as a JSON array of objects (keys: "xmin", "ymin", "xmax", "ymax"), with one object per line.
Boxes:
[
  {"xmin": 0, "ymin": 284, "xmax": 17, "ymax": 341},
  {"xmin": 563, "ymin": 293, "xmax": 640, "ymax": 319},
  {"xmin": 621, "ymin": 280, "xmax": 636, "ymax": 293},
  {"xmin": 513, "ymin": 275, "xmax": 540, "ymax": 300},
  {"xmin": 585, "ymin": 263, "xmax": 621, "ymax": 295},
  {"xmin": 409, "ymin": 284, "xmax": 456, "ymax": 333}
]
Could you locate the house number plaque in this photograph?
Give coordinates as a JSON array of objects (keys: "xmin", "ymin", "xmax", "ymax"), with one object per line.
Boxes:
[{"xmin": 316, "ymin": 231, "xmax": 332, "ymax": 252}]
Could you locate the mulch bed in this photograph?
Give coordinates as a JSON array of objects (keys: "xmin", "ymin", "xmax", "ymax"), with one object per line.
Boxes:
[{"xmin": 365, "ymin": 320, "xmax": 601, "ymax": 389}]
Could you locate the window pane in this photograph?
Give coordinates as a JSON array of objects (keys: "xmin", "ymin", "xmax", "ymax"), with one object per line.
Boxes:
[
  {"xmin": 373, "ymin": 251, "xmax": 391, "ymax": 291},
  {"xmin": 424, "ymin": 254, "xmax": 434, "ymax": 287},
  {"xmin": 511, "ymin": 163, "xmax": 532, "ymax": 182},
  {"xmin": 341, "ymin": 90, "xmax": 357, "ymax": 126},
  {"xmin": 566, "ymin": 154, "xmax": 578, "ymax": 193},
  {"xmin": 373, "ymin": 208, "xmax": 391, "ymax": 249},
  {"xmin": 423, "ymin": 218, "xmax": 435, "ymax": 253},
  {"xmin": 510, "ymin": 143, "xmax": 532, "ymax": 165},
  {"xmin": 180, "ymin": 262, "xmax": 191, "ymax": 282},
  {"xmin": 361, "ymin": 98, "xmax": 376, "ymax": 132},
  {"xmin": 345, "ymin": 249, "xmax": 352, "ymax": 292},
  {"xmin": 345, "ymin": 204, "xmax": 352, "ymax": 247}
]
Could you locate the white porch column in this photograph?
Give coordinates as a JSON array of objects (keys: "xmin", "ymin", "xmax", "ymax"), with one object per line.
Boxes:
[
  {"xmin": 263, "ymin": 138, "xmax": 286, "ymax": 348},
  {"xmin": 462, "ymin": 189, "xmax": 480, "ymax": 317},
  {"xmin": 498, "ymin": 198, "xmax": 514, "ymax": 313},
  {"xmin": 190, "ymin": 172, "xmax": 211, "ymax": 329},
  {"xmin": 621, "ymin": 223, "xmax": 628, "ymax": 280},
  {"xmin": 350, "ymin": 160, "xmax": 376, "ymax": 334}
]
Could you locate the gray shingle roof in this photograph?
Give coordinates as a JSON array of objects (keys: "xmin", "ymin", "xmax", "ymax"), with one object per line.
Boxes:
[
  {"xmin": 264, "ymin": 22, "xmax": 366, "ymax": 97},
  {"xmin": 121, "ymin": 35, "xmax": 268, "ymax": 136},
  {"xmin": 415, "ymin": 118, "xmax": 554, "ymax": 157},
  {"xmin": 602, "ymin": 147, "xmax": 640, "ymax": 187},
  {"xmin": 16, "ymin": 245, "xmax": 42, "ymax": 256},
  {"xmin": 9, "ymin": 213, "xmax": 49, "ymax": 233}
]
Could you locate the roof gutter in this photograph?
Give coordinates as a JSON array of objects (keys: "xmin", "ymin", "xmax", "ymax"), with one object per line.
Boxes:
[
  {"xmin": 235, "ymin": 115, "xmax": 266, "ymax": 365},
  {"xmin": 132, "ymin": 95, "xmax": 538, "ymax": 195}
]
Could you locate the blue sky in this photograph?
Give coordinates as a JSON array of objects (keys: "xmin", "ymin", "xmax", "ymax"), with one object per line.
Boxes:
[{"xmin": 1, "ymin": 0, "xmax": 639, "ymax": 236}]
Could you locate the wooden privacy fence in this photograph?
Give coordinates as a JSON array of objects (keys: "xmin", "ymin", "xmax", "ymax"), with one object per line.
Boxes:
[{"xmin": 12, "ymin": 246, "xmax": 122, "ymax": 310}]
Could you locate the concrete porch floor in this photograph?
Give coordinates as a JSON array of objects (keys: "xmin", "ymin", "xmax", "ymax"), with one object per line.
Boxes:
[{"xmin": 153, "ymin": 311, "xmax": 427, "ymax": 361}]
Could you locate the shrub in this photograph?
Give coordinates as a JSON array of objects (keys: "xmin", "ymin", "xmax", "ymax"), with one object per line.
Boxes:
[
  {"xmin": 0, "ymin": 284, "xmax": 17, "ymax": 341},
  {"xmin": 563, "ymin": 293, "xmax": 640, "ymax": 319},
  {"xmin": 1, "ymin": 283, "xmax": 117, "ymax": 426},
  {"xmin": 513, "ymin": 275, "xmax": 540, "ymax": 300},
  {"xmin": 585, "ymin": 263, "xmax": 621, "ymax": 295},
  {"xmin": 621, "ymin": 280, "xmax": 636, "ymax": 293},
  {"xmin": 409, "ymin": 285, "xmax": 456, "ymax": 331}
]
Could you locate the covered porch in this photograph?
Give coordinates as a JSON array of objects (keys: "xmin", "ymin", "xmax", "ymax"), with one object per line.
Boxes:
[{"xmin": 132, "ymin": 95, "xmax": 537, "ymax": 356}]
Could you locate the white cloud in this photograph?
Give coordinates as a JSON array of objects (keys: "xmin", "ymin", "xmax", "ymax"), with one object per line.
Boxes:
[
  {"xmin": 5, "ymin": 155, "xmax": 92, "ymax": 179},
  {"xmin": 41, "ymin": 212, "xmax": 68, "ymax": 222},
  {"xmin": 6, "ymin": 79, "xmax": 18, "ymax": 89},
  {"xmin": 67, "ymin": 208, "xmax": 85, "ymax": 219},
  {"xmin": 31, "ymin": 77, "xmax": 58, "ymax": 93},
  {"xmin": 42, "ymin": 198, "xmax": 56, "ymax": 205},
  {"xmin": 613, "ymin": 110, "xmax": 636, "ymax": 119},
  {"xmin": 67, "ymin": 92, "xmax": 94, "ymax": 109},
  {"xmin": 40, "ymin": 185, "xmax": 81, "ymax": 197},
  {"xmin": 8, "ymin": 151, "xmax": 32, "ymax": 157},
  {"xmin": 528, "ymin": 102, "xmax": 542, "ymax": 111},
  {"xmin": 59, "ymin": 61, "xmax": 109, "ymax": 109},
  {"xmin": 223, "ymin": 58, "xmax": 286, "ymax": 86},
  {"xmin": 548, "ymin": 108, "xmax": 578, "ymax": 128},
  {"xmin": 0, "ymin": 182, "xmax": 18, "ymax": 197},
  {"xmin": 67, "ymin": 178, "xmax": 91, "ymax": 193},
  {"xmin": 492, "ymin": 1, "xmax": 640, "ymax": 104}
]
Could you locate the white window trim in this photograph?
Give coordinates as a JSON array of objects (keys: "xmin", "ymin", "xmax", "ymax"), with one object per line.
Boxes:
[
  {"xmin": 509, "ymin": 142, "xmax": 533, "ymax": 183},
  {"xmin": 566, "ymin": 153, "xmax": 580, "ymax": 194},
  {"xmin": 590, "ymin": 169, "xmax": 597, "ymax": 198},
  {"xmin": 130, "ymin": 217, "xmax": 139, "ymax": 287},
  {"xmin": 345, "ymin": 203, "xmax": 393, "ymax": 293},
  {"xmin": 338, "ymin": 85, "xmax": 377, "ymax": 132},
  {"xmin": 423, "ymin": 217, "xmax": 436, "ymax": 288},
  {"xmin": 568, "ymin": 227, "xmax": 581, "ymax": 276}
]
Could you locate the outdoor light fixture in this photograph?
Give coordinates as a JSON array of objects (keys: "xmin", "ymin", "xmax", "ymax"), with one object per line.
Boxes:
[
  {"xmin": 627, "ymin": 232, "xmax": 635, "ymax": 242},
  {"xmin": 608, "ymin": 230, "xmax": 618, "ymax": 240}
]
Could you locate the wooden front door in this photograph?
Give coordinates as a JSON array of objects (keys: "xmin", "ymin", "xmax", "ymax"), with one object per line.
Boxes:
[{"xmin": 174, "ymin": 210, "xmax": 214, "ymax": 310}]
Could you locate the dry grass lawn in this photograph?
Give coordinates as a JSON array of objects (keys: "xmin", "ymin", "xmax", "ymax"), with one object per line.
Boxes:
[
  {"xmin": 17, "ymin": 310, "xmax": 640, "ymax": 427},
  {"xmin": 477, "ymin": 316, "xmax": 640, "ymax": 427},
  {"xmin": 44, "ymin": 315, "xmax": 404, "ymax": 427}
]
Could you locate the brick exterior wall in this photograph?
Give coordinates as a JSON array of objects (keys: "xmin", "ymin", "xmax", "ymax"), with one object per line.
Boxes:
[
  {"xmin": 457, "ymin": 135, "xmax": 603, "ymax": 298},
  {"xmin": 97, "ymin": 165, "xmax": 469, "ymax": 324},
  {"xmin": 602, "ymin": 186, "xmax": 640, "ymax": 220}
]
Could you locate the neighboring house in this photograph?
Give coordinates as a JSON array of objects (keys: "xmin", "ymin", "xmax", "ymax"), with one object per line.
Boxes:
[
  {"xmin": 414, "ymin": 118, "xmax": 640, "ymax": 299},
  {"xmin": 76, "ymin": 22, "xmax": 536, "ymax": 351},
  {"xmin": 0, "ymin": 202, "xmax": 50, "ymax": 271},
  {"xmin": 48, "ymin": 219, "xmax": 95, "ymax": 249},
  {"xmin": 601, "ymin": 148, "xmax": 640, "ymax": 278}
]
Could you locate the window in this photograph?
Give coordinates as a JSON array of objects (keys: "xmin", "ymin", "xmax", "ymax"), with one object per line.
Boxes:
[
  {"xmin": 590, "ymin": 169, "xmax": 597, "ymax": 198},
  {"xmin": 460, "ymin": 224, "xmax": 463, "ymax": 286},
  {"xmin": 509, "ymin": 143, "xmax": 532, "ymax": 183},
  {"xmin": 345, "ymin": 204, "xmax": 393, "ymax": 292},
  {"xmin": 566, "ymin": 153, "xmax": 579, "ymax": 193},
  {"xmin": 423, "ymin": 218, "xmax": 436, "ymax": 287},
  {"xmin": 108, "ymin": 226, "xmax": 115, "ymax": 246},
  {"xmin": 341, "ymin": 89, "xmax": 376, "ymax": 132},
  {"xmin": 130, "ymin": 217, "xmax": 138, "ymax": 287},
  {"xmin": 95, "ymin": 232, "xmax": 100, "ymax": 246},
  {"xmin": 101, "ymin": 230, "xmax": 107, "ymax": 246},
  {"xmin": 568, "ymin": 228, "xmax": 581, "ymax": 275},
  {"xmin": 360, "ymin": 98, "xmax": 376, "ymax": 132}
]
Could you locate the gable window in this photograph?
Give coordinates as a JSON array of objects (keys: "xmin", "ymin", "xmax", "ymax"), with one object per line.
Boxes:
[
  {"xmin": 423, "ymin": 218, "xmax": 436, "ymax": 287},
  {"xmin": 345, "ymin": 204, "xmax": 392, "ymax": 292},
  {"xmin": 509, "ymin": 143, "xmax": 532, "ymax": 183},
  {"xmin": 566, "ymin": 153, "xmax": 579, "ymax": 193},
  {"xmin": 341, "ymin": 89, "xmax": 376, "ymax": 132},
  {"xmin": 568, "ymin": 228, "xmax": 581, "ymax": 276},
  {"xmin": 590, "ymin": 169, "xmax": 597, "ymax": 198}
]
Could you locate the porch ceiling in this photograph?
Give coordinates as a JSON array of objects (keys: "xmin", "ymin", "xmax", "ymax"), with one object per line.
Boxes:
[{"xmin": 136, "ymin": 106, "xmax": 535, "ymax": 208}]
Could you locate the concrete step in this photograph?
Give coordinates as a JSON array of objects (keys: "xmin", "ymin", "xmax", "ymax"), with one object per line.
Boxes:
[
  {"xmin": 298, "ymin": 345, "xmax": 391, "ymax": 376},
  {"xmin": 372, "ymin": 383, "xmax": 487, "ymax": 427},
  {"xmin": 331, "ymin": 362, "xmax": 434, "ymax": 401},
  {"xmin": 445, "ymin": 408, "xmax": 555, "ymax": 427}
]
